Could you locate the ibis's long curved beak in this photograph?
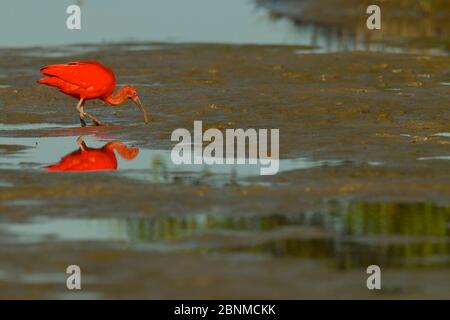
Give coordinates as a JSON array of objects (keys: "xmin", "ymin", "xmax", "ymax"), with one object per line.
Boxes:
[{"xmin": 133, "ymin": 96, "xmax": 149, "ymax": 124}]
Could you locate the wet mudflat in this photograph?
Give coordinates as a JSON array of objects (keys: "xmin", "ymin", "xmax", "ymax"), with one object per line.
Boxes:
[{"xmin": 0, "ymin": 43, "xmax": 449, "ymax": 299}]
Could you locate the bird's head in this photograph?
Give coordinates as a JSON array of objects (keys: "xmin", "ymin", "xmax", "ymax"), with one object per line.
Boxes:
[{"xmin": 122, "ymin": 85, "xmax": 149, "ymax": 124}]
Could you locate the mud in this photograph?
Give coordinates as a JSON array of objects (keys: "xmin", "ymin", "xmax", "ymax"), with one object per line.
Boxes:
[{"xmin": 0, "ymin": 43, "xmax": 449, "ymax": 299}]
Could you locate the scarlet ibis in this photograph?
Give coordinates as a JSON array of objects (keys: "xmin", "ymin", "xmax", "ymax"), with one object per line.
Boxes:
[
  {"xmin": 38, "ymin": 61, "xmax": 149, "ymax": 126},
  {"xmin": 46, "ymin": 137, "xmax": 139, "ymax": 171}
]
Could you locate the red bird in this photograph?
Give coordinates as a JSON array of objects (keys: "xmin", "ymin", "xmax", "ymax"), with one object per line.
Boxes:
[
  {"xmin": 38, "ymin": 61, "xmax": 149, "ymax": 126},
  {"xmin": 46, "ymin": 137, "xmax": 139, "ymax": 171}
]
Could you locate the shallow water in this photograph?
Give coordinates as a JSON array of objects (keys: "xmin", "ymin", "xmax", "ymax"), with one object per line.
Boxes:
[
  {"xmin": 2, "ymin": 201, "xmax": 448, "ymax": 270},
  {"xmin": 0, "ymin": 123, "xmax": 78, "ymax": 131},
  {"xmin": 0, "ymin": 126, "xmax": 349, "ymax": 185}
]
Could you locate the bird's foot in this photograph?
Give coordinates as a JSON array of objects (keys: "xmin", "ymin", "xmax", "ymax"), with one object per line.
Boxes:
[
  {"xmin": 80, "ymin": 111, "xmax": 102, "ymax": 126},
  {"xmin": 92, "ymin": 119, "xmax": 103, "ymax": 126},
  {"xmin": 79, "ymin": 112, "xmax": 102, "ymax": 126}
]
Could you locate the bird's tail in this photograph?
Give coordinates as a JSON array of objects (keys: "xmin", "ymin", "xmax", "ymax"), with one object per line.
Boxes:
[
  {"xmin": 45, "ymin": 163, "xmax": 65, "ymax": 171},
  {"xmin": 37, "ymin": 76, "xmax": 62, "ymax": 87},
  {"xmin": 44, "ymin": 150, "xmax": 83, "ymax": 171}
]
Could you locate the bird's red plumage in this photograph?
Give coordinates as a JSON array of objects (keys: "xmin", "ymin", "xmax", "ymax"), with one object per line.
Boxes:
[
  {"xmin": 38, "ymin": 61, "xmax": 116, "ymax": 100},
  {"xmin": 45, "ymin": 147, "xmax": 118, "ymax": 171},
  {"xmin": 45, "ymin": 141, "xmax": 139, "ymax": 172}
]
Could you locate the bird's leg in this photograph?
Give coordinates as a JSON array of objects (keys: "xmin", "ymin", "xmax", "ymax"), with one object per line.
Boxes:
[
  {"xmin": 76, "ymin": 98, "xmax": 103, "ymax": 126},
  {"xmin": 76, "ymin": 98, "xmax": 87, "ymax": 127},
  {"xmin": 76, "ymin": 136, "xmax": 87, "ymax": 151},
  {"xmin": 82, "ymin": 108, "xmax": 103, "ymax": 126}
]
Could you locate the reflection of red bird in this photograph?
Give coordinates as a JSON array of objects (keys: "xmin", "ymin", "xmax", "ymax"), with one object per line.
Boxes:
[
  {"xmin": 38, "ymin": 61, "xmax": 149, "ymax": 126},
  {"xmin": 46, "ymin": 137, "xmax": 139, "ymax": 171}
]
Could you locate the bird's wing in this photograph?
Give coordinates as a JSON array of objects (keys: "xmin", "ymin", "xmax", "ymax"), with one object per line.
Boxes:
[{"xmin": 40, "ymin": 62, "xmax": 115, "ymax": 91}]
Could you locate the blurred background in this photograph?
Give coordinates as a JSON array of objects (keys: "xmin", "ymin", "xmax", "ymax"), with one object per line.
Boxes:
[{"xmin": 1, "ymin": 0, "xmax": 450, "ymax": 55}]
